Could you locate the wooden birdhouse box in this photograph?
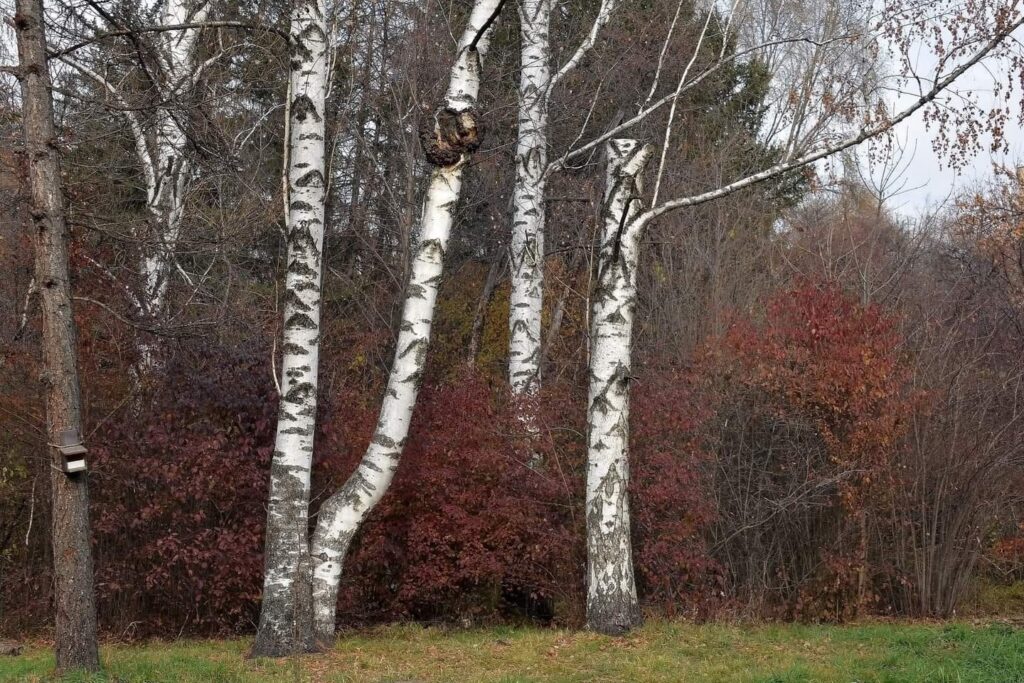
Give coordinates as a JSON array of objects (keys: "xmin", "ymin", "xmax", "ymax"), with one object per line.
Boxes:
[{"xmin": 57, "ymin": 427, "xmax": 87, "ymax": 474}]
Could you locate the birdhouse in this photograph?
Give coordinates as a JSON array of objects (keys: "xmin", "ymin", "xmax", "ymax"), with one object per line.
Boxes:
[{"xmin": 57, "ymin": 427, "xmax": 87, "ymax": 474}]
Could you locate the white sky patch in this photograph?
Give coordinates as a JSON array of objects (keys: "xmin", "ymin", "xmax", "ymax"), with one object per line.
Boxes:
[{"xmin": 859, "ymin": 27, "xmax": 1024, "ymax": 217}]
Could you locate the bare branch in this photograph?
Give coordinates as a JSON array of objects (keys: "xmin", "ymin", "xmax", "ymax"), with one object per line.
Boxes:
[
  {"xmin": 468, "ymin": 0, "xmax": 508, "ymax": 52},
  {"xmin": 547, "ymin": 35, "xmax": 852, "ymax": 176},
  {"xmin": 550, "ymin": 0, "xmax": 620, "ymax": 88},
  {"xmin": 636, "ymin": 12, "xmax": 1024, "ymax": 228},
  {"xmin": 47, "ymin": 21, "xmax": 290, "ymax": 61}
]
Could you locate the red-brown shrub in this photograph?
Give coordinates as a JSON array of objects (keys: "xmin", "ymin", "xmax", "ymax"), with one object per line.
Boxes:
[
  {"xmin": 695, "ymin": 281, "xmax": 912, "ymax": 620},
  {"xmin": 335, "ymin": 370, "xmax": 581, "ymax": 625},
  {"xmin": 90, "ymin": 351, "xmax": 279, "ymax": 636}
]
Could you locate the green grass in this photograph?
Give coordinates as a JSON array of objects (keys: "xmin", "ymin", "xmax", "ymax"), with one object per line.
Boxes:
[{"xmin": 3, "ymin": 620, "xmax": 1023, "ymax": 682}]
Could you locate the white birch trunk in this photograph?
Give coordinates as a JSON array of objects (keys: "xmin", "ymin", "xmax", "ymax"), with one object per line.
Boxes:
[
  {"xmin": 586, "ymin": 138, "xmax": 651, "ymax": 636},
  {"xmin": 140, "ymin": 0, "xmax": 208, "ymax": 367},
  {"xmin": 507, "ymin": 0, "xmax": 550, "ymax": 398},
  {"xmin": 150, "ymin": 1, "xmax": 208, "ymax": 300},
  {"xmin": 251, "ymin": 0, "xmax": 328, "ymax": 657},
  {"xmin": 308, "ymin": 0, "xmax": 502, "ymax": 644}
]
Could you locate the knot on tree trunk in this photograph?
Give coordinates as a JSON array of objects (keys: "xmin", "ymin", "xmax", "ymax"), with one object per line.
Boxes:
[{"xmin": 419, "ymin": 106, "xmax": 483, "ymax": 168}]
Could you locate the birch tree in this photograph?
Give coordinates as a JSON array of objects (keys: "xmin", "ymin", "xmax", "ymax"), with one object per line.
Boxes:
[
  {"xmin": 251, "ymin": 0, "xmax": 329, "ymax": 658},
  {"xmin": 8, "ymin": 0, "xmax": 99, "ymax": 669},
  {"xmin": 57, "ymin": 0, "xmax": 217, "ymax": 367},
  {"xmin": 308, "ymin": 0, "xmax": 504, "ymax": 643},
  {"xmin": 579, "ymin": 1, "xmax": 1024, "ymax": 634},
  {"xmin": 585, "ymin": 138, "xmax": 652, "ymax": 635},
  {"xmin": 507, "ymin": 0, "xmax": 551, "ymax": 399},
  {"xmin": 507, "ymin": 0, "xmax": 617, "ymax": 407}
]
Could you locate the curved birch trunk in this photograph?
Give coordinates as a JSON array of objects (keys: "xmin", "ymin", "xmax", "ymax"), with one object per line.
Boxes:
[
  {"xmin": 308, "ymin": 0, "xmax": 502, "ymax": 644},
  {"xmin": 251, "ymin": 0, "xmax": 328, "ymax": 657},
  {"xmin": 507, "ymin": 0, "xmax": 550, "ymax": 398},
  {"xmin": 586, "ymin": 139, "xmax": 651, "ymax": 636}
]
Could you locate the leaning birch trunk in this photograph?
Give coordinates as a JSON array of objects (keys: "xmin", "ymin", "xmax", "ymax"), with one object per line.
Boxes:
[
  {"xmin": 250, "ymin": 0, "xmax": 328, "ymax": 657},
  {"xmin": 507, "ymin": 0, "xmax": 550, "ymax": 398},
  {"xmin": 14, "ymin": 0, "xmax": 100, "ymax": 670},
  {"xmin": 309, "ymin": 0, "xmax": 501, "ymax": 643},
  {"xmin": 586, "ymin": 139, "xmax": 652, "ymax": 636}
]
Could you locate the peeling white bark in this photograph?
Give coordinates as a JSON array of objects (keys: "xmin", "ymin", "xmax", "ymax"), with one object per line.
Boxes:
[
  {"xmin": 308, "ymin": 0, "xmax": 502, "ymax": 643},
  {"xmin": 63, "ymin": 1, "xmax": 211, "ymax": 367},
  {"xmin": 507, "ymin": 0, "xmax": 550, "ymax": 398},
  {"xmin": 508, "ymin": 0, "xmax": 620, "ymax": 407},
  {"xmin": 586, "ymin": 139, "xmax": 651, "ymax": 636},
  {"xmin": 252, "ymin": 0, "xmax": 328, "ymax": 657},
  {"xmin": 143, "ymin": 0, "xmax": 209, "ymax": 325}
]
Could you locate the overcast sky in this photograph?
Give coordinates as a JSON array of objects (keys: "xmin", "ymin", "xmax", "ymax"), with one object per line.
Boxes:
[{"xmin": 862, "ymin": 29, "xmax": 1024, "ymax": 218}]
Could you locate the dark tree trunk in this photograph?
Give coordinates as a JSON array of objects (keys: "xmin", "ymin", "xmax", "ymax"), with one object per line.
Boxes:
[{"xmin": 14, "ymin": 0, "xmax": 100, "ymax": 672}]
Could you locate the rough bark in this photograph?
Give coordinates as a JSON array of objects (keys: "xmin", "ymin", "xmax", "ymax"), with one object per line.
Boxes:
[
  {"xmin": 14, "ymin": 0, "xmax": 100, "ymax": 670},
  {"xmin": 307, "ymin": 0, "xmax": 503, "ymax": 644},
  {"xmin": 586, "ymin": 139, "xmax": 651, "ymax": 636},
  {"xmin": 251, "ymin": 0, "xmax": 328, "ymax": 658}
]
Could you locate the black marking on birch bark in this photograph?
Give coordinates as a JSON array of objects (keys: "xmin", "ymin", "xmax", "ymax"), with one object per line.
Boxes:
[
  {"xmin": 371, "ymin": 433, "xmax": 398, "ymax": 448},
  {"xmin": 295, "ymin": 170, "xmax": 325, "ymax": 188},
  {"xmin": 282, "ymin": 342, "xmax": 310, "ymax": 355},
  {"xmin": 292, "ymin": 94, "xmax": 322, "ymax": 123},
  {"xmin": 400, "ymin": 320, "xmax": 415, "ymax": 332},
  {"xmin": 362, "ymin": 458, "xmax": 387, "ymax": 474},
  {"xmin": 285, "ymin": 312, "xmax": 317, "ymax": 330},
  {"xmin": 285, "ymin": 365, "xmax": 311, "ymax": 378},
  {"xmin": 281, "ymin": 425, "xmax": 313, "ymax": 436},
  {"xmin": 290, "ymin": 35, "xmax": 314, "ymax": 67},
  {"xmin": 296, "ymin": 21, "xmax": 327, "ymax": 50},
  {"xmin": 298, "ymin": 132, "xmax": 324, "ymax": 141},
  {"xmin": 406, "ymin": 283, "xmax": 427, "ymax": 299},
  {"xmin": 282, "ymin": 289, "xmax": 313, "ymax": 312},
  {"xmin": 283, "ymin": 381, "xmax": 315, "ymax": 403},
  {"xmin": 288, "ymin": 260, "xmax": 319, "ymax": 278},
  {"xmin": 398, "ymin": 337, "xmax": 424, "ymax": 359},
  {"xmin": 403, "ymin": 368, "xmax": 423, "ymax": 387},
  {"xmin": 603, "ymin": 306, "xmax": 627, "ymax": 325},
  {"xmin": 418, "ymin": 238, "xmax": 445, "ymax": 259},
  {"xmin": 336, "ymin": 475, "xmax": 370, "ymax": 508},
  {"xmin": 290, "ymin": 223, "xmax": 321, "ymax": 255},
  {"xmin": 291, "ymin": 200, "xmax": 314, "ymax": 212},
  {"xmin": 591, "ymin": 382, "xmax": 614, "ymax": 415}
]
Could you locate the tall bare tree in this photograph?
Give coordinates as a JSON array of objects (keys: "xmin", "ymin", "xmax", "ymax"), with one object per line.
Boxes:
[{"xmin": 10, "ymin": 0, "xmax": 99, "ymax": 669}]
